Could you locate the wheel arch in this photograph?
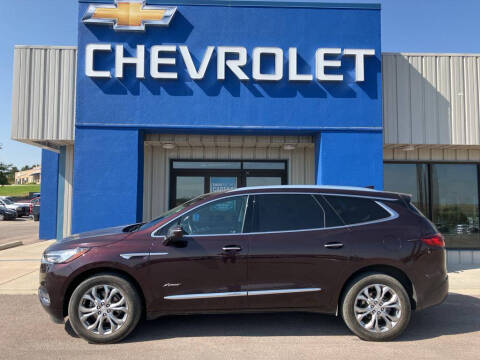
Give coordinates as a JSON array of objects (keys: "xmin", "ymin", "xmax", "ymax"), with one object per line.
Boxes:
[
  {"xmin": 62, "ymin": 267, "xmax": 147, "ymax": 318},
  {"xmin": 337, "ymin": 264, "xmax": 417, "ymax": 314}
]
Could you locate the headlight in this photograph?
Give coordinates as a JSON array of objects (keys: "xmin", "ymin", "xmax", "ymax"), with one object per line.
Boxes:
[{"xmin": 42, "ymin": 247, "xmax": 89, "ymax": 264}]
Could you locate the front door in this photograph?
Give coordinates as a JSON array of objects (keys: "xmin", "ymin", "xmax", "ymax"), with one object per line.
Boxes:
[
  {"xmin": 170, "ymin": 160, "xmax": 287, "ymax": 208},
  {"xmin": 148, "ymin": 195, "xmax": 250, "ymax": 312}
]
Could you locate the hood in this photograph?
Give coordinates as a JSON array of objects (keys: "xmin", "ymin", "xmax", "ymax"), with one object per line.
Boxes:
[{"xmin": 59, "ymin": 224, "xmax": 135, "ymax": 247}]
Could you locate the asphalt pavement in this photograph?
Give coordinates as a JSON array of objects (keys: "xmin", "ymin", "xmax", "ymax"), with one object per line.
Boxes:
[
  {"xmin": 0, "ymin": 217, "xmax": 39, "ymax": 246},
  {"xmin": 1, "ymin": 238, "xmax": 479, "ymax": 359},
  {"xmin": 1, "ymin": 292, "xmax": 479, "ymax": 360}
]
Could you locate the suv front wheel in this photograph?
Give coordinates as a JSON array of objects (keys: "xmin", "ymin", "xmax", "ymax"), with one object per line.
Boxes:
[
  {"xmin": 341, "ymin": 273, "xmax": 411, "ymax": 341},
  {"xmin": 68, "ymin": 273, "xmax": 142, "ymax": 344}
]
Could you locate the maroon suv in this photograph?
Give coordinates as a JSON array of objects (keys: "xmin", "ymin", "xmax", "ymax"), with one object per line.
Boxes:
[{"xmin": 39, "ymin": 185, "xmax": 448, "ymax": 343}]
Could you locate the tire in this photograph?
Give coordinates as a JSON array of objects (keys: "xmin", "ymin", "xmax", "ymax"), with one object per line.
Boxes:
[
  {"xmin": 0, "ymin": 214, "xmax": 4, "ymax": 221},
  {"xmin": 68, "ymin": 273, "xmax": 142, "ymax": 344},
  {"xmin": 33, "ymin": 214, "xmax": 39, "ymax": 221},
  {"xmin": 341, "ymin": 273, "xmax": 411, "ymax": 341}
]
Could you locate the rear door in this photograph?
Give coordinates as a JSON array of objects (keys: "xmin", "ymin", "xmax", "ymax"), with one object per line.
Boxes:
[{"xmin": 246, "ymin": 193, "xmax": 353, "ymax": 312}]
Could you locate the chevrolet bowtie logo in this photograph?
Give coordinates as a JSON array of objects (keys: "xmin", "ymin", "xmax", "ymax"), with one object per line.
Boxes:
[{"xmin": 82, "ymin": 0, "xmax": 177, "ymax": 32}]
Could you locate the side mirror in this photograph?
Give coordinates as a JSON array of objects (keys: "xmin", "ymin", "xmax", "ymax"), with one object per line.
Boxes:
[{"xmin": 163, "ymin": 225, "xmax": 184, "ymax": 246}]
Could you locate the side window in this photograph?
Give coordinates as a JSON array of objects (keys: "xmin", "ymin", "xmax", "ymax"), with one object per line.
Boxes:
[
  {"xmin": 323, "ymin": 195, "xmax": 392, "ymax": 225},
  {"xmin": 314, "ymin": 195, "xmax": 344, "ymax": 227},
  {"xmin": 253, "ymin": 194, "xmax": 325, "ymax": 232},
  {"xmin": 177, "ymin": 196, "xmax": 248, "ymax": 235}
]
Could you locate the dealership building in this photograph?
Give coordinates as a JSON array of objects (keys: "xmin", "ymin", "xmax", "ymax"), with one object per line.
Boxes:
[{"xmin": 10, "ymin": 0, "xmax": 480, "ymax": 263}]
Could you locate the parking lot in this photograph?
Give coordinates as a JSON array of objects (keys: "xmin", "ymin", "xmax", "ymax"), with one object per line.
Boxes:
[
  {"xmin": 0, "ymin": 229, "xmax": 479, "ymax": 359},
  {"xmin": 0, "ymin": 291, "xmax": 479, "ymax": 360},
  {"xmin": 0, "ymin": 241, "xmax": 479, "ymax": 359},
  {"xmin": 0, "ymin": 216, "xmax": 39, "ymax": 246}
]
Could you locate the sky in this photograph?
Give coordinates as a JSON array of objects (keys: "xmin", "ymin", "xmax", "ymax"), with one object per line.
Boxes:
[{"xmin": 1, "ymin": 0, "xmax": 480, "ymax": 168}]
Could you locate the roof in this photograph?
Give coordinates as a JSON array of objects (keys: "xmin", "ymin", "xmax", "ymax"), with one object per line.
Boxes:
[{"xmin": 228, "ymin": 185, "xmax": 378, "ymax": 192}]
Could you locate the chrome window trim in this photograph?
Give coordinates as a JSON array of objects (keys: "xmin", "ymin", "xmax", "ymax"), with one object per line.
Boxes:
[
  {"xmin": 164, "ymin": 288, "xmax": 322, "ymax": 300},
  {"xmin": 151, "ymin": 192, "xmax": 399, "ymax": 238}
]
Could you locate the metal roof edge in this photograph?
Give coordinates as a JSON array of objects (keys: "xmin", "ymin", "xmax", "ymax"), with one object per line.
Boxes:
[
  {"xmin": 78, "ymin": 0, "xmax": 381, "ymax": 10},
  {"xmin": 14, "ymin": 45, "xmax": 77, "ymax": 50},
  {"xmin": 383, "ymin": 52, "xmax": 480, "ymax": 57}
]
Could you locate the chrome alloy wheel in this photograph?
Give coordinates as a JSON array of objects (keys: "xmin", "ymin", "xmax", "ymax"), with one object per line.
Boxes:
[
  {"xmin": 353, "ymin": 284, "xmax": 402, "ymax": 333},
  {"xmin": 78, "ymin": 285, "xmax": 129, "ymax": 335}
]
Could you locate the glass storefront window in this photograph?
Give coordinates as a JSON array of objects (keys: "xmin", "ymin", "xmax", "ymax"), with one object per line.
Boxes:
[
  {"xmin": 384, "ymin": 163, "xmax": 429, "ymax": 216},
  {"xmin": 384, "ymin": 162, "xmax": 480, "ymax": 249},
  {"xmin": 431, "ymin": 164, "xmax": 480, "ymax": 249},
  {"xmin": 175, "ymin": 176, "xmax": 205, "ymax": 206}
]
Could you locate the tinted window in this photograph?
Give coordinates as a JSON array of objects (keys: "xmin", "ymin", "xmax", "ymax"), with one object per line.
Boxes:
[
  {"xmin": 178, "ymin": 196, "xmax": 248, "ymax": 235},
  {"xmin": 253, "ymin": 194, "xmax": 325, "ymax": 232},
  {"xmin": 314, "ymin": 195, "xmax": 344, "ymax": 227},
  {"xmin": 323, "ymin": 196, "xmax": 391, "ymax": 225}
]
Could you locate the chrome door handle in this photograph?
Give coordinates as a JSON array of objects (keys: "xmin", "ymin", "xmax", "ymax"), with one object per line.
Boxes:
[
  {"xmin": 222, "ymin": 246, "xmax": 242, "ymax": 252},
  {"xmin": 324, "ymin": 242, "xmax": 344, "ymax": 249}
]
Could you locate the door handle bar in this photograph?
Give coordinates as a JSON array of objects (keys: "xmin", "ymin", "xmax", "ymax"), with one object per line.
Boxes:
[
  {"xmin": 324, "ymin": 242, "xmax": 344, "ymax": 249},
  {"xmin": 222, "ymin": 246, "xmax": 242, "ymax": 252}
]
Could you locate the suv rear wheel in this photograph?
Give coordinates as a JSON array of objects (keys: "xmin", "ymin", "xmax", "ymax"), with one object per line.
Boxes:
[
  {"xmin": 68, "ymin": 274, "xmax": 141, "ymax": 344},
  {"xmin": 341, "ymin": 273, "xmax": 411, "ymax": 341}
]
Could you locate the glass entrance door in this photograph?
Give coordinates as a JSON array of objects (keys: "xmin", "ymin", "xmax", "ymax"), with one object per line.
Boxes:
[{"xmin": 170, "ymin": 160, "xmax": 287, "ymax": 208}]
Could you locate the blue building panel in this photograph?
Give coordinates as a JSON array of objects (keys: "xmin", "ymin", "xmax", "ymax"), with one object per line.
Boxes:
[
  {"xmin": 72, "ymin": 128, "xmax": 144, "ymax": 233},
  {"xmin": 76, "ymin": 1, "xmax": 381, "ymax": 131},
  {"xmin": 39, "ymin": 149, "xmax": 59, "ymax": 240},
  {"xmin": 69, "ymin": 0, "xmax": 382, "ymax": 233}
]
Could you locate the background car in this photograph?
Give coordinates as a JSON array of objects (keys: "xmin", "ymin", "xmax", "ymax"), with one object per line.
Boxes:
[
  {"xmin": 31, "ymin": 197, "xmax": 40, "ymax": 221},
  {"xmin": 0, "ymin": 205, "xmax": 17, "ymax": 221},
  {"xmin": 0, "ymin": 197, "xmax": 29, "ymax": 217}
]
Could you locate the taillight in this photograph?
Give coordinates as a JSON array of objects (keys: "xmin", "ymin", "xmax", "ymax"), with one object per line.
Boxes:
[{"xmin": 421, "ymin": 233, "xmax": 445, "ymax": 247}]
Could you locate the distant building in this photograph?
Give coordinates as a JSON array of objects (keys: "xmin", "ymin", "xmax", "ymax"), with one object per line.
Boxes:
[{"xmin": 15, "ymin": 166, "xmax": 41, "ymax": 184}]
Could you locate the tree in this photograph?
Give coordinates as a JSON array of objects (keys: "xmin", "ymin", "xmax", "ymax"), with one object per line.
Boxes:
[
  {"xmin": 0, "ymin": 163, "xmax": 12, "ymax": 186},
  {"xmin": 7, "ymin": 166, "xmax": 18, "ymax": 184}
]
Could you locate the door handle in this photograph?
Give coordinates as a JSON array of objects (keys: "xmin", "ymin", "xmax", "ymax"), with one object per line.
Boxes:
[
  {"xmin": 324, "ymin": 242, "xmax": 344, "ymax": 249},
  {"xmin": 222, "ymin": 245, "xmax": 242, "ymax": 252}
]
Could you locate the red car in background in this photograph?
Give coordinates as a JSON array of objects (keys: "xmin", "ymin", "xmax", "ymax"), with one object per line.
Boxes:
[{"xmin": 30, "ymin": 197, "xmax": 40, "ymax": 221}]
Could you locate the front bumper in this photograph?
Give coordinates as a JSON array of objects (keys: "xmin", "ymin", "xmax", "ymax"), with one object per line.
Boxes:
[
  {"xmin": 38, "ymin": 286, "xmax": 65, "ymax": 324},
  {"xmin": 38, "ymin": 261, "xmax": 72, "ymax": 324},
  {"xmin": 2, "ymin": 212, "xmax": 17, "ymax": 220}
]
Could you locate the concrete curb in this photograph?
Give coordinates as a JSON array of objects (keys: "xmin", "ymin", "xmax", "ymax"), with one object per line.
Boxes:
[{"xmin": 0, "ymin": 241, "xmax": 23, "ymax": 251}]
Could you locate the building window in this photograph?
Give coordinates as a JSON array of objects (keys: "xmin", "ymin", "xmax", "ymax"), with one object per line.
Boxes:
[
  {"xmin": 384, "ymin": 162, "xmax": 480, "ymax": 249},
  {"xmin": 431, "ymin": 164, "xmax": 479, "ymax": 249},
  {"xmin": 383, "ymin": 163, "xmax": 429, "ymax": 216}
]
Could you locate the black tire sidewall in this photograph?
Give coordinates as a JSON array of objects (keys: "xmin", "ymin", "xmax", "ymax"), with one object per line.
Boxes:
[
  {"xmin": 342, "ymin": 273, "xmax": 411, "ymax": 341},
  {"xmin": 68, "ymin": 274, "xmax": 141, "ymax": 344}
]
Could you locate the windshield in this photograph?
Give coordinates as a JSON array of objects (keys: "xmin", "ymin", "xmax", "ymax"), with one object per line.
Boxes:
[
  {"xmin": 2, "ymin": 198, "xmax": 13, "ymax": 205},
  {"xmin": 139, "ymin": 193, "xmax": 214, "ymax": 231}
]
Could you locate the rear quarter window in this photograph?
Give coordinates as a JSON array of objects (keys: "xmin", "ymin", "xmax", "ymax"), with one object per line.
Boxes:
[{"xmin": 323, "ymin": 195, "xmax": 392, "ymax": 225}]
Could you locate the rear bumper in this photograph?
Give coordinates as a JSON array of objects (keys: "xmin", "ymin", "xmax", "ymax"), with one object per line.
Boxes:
[{"xmin": 416, "ymin": 275, "xmax": 449, "ymax": 311}]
